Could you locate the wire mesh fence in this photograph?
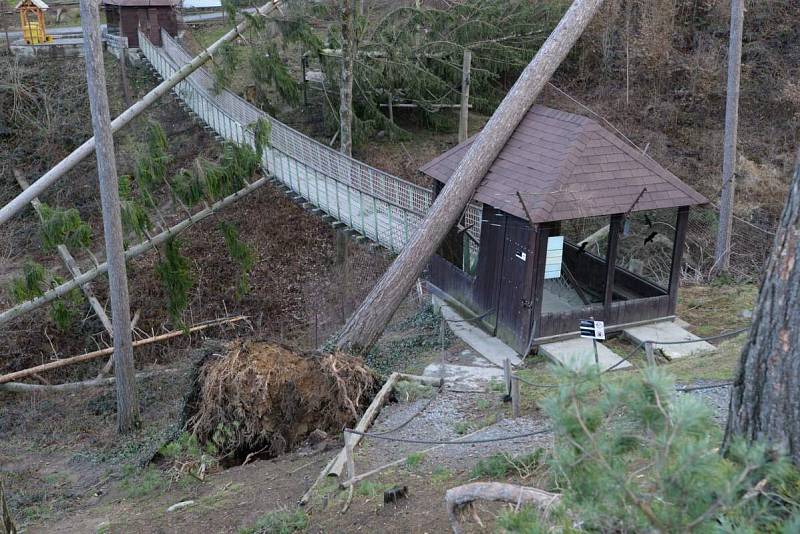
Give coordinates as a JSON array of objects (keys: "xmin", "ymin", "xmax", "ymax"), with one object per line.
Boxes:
[{"xmin": 684, "ymin": 206, "xmax": 776, "ymax": 282}]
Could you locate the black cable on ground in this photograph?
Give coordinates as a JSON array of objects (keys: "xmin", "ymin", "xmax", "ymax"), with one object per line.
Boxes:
[
  {"xmin": 344, "ymin": 427, "xmax": 552, "ymax": 445},
  {"xmin": 675, "ymin": 382, "xmax": 733, "ymax": 392}
]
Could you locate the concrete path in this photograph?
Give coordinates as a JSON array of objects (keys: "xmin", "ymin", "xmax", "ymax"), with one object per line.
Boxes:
[
  {"xmin": 623, "ymin": 321, "xmax": 716, "ymax": 360},
  {"xmin": 423, "ymin": 356, "xmax": 505, "ymax": 390},
  {"xmin": 434, "ymin": 297, "xmax": 523, "ymax": 368},
  {"xmin": 540, "ymin": 337, "xmax": 631, "ymax": 372}
]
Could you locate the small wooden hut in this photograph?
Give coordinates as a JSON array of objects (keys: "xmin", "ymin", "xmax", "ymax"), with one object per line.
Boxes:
[
  {"xmin": 102, "ymin": 0, "xmax": 178, "ymax": 47},
  {"xmin": 15, "ymin": 0, "xmax": 52, "ymax": 44},
  {"xmin": 421, "ymin": 105, "xmax": 708, "ymax": 354}
]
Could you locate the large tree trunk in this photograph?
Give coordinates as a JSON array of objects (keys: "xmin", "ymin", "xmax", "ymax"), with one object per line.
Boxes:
[
  {"xmin": 713, "ymin": 0, "xmax": 745, "ymax": 274},
  {"xmin": 80, "ymin": 0, "xmax": 139, "ymax": 433},
  {"xmin": 723, "ymin": 149, "xmax": 800, "ymax": 465},
  {"xmin": 339, "ymin": 0, "xmax": 355, "ymax": 156},
  {"xmin": 334, "ymin": 0, "xmax": 605, "ymax": 353}
]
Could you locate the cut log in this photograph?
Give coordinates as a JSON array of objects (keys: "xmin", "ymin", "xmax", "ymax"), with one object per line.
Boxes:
[
  {"xmin": 445, "ymin": 482, "xmax": 561, "ymax": 534},
  {"xmin": 334, "ymin": 0, "xmax": 606, "ymax": 353},
  {"xmin": 0, "ymin": 316, "xmax": 247, "ymax": 384},
  {"xmin": 328, "ymin": 372, "xmax": 399, "ymax": 477}
]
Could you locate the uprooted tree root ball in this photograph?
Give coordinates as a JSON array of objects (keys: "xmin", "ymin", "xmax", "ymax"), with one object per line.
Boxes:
[{"xmin": 183, "ymin": 340, "xmax": 379, "ymax": 460}]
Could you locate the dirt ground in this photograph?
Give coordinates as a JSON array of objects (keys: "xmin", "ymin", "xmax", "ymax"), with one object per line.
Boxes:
[{"xmin": 0, "ymin": 280, "xmax": 756, "ymax": 533}]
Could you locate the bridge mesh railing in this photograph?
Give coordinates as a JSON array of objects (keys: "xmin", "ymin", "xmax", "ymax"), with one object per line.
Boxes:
[{"xmin": 140, "ymin": 31, "xmax": 482, "ymax": 253}]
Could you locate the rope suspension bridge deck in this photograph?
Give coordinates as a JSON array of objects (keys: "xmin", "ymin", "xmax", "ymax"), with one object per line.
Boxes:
[{"xmin": 139, "ymin": 30, "xmax": 483, "ymax": 254}]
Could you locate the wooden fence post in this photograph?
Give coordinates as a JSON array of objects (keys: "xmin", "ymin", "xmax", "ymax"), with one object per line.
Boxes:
[
  {"xmin": 345, "ymin": 434, "xmax": 355, "ymax": 480},
  {"xmin": 511, "ymin": 377, "xmax": 520, "ymax": 418},
  {"xmin": 645, "ymin": 341, "xmax": 655, "ymax": 367},
  {"xmin": 503, "ymin": 358, "xmax": 511, "ymax": 396}
]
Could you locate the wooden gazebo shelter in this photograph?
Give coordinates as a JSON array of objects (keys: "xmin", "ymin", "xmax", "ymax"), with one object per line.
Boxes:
[{"xmin": 421, "ymin": 105, "xmax": 708, "ymax": 354}]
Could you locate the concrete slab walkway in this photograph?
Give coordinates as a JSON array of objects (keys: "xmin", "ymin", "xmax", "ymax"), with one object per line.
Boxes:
[
  {"xmin": 540, "ymin": 337, "xmax": 631, "ymax": 372},
  {"xmin": 623, "ymin": 321, "xmax": 716, "ymax": 360},
  {"xmin": 434, "ymin": 297, "xmax": 523, "ymax": 367}
]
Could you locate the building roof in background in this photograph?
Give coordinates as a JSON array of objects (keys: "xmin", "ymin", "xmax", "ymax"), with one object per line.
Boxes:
[
  {"xmin": 15, "ymin": 0, "xmax": 49, "ymax": 10},
  {"xmin": 101, "ymin": 0, "xmax": 177, "ymax": 6},
  {"xmin": 419, "ymin": 106, "xmax": 708, "ymax": 223}
]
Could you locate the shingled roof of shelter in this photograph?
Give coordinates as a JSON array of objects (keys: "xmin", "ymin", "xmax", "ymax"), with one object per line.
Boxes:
[{"xmin": 419, "ymin": 105, "xmax": 708, "ymax": 223}]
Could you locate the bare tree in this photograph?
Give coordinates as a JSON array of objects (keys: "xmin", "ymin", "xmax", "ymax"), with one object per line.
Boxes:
[
  {"xmin": 714, "ymin": 0, "xmax": 745, "ymax": 274},
  {"xmin": 723, "ymin": 148, "xmax": 800, "ymax": 466},
  {"xmin": 79, "ymin": 0, "xmax": 139, "ymax": 432},
  {"xmin": 335, "ymin": 0, "xmax": 606, "ymax": 353}
]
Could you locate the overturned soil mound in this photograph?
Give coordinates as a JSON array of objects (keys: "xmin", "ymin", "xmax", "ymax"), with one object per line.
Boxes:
[{"xmin": 185, "ymin": 340, "xmax": 379, "ymax": 459}]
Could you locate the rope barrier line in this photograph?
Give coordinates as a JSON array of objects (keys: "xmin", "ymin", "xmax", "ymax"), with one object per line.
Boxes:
[
  {"xmin": 369, "ymin": 386, "xmax": 442, "ymax": 436},
  {"xmin": 344, "ymin": 427, "xmax": 552, "ymax": 445},
  {"xmin": 677, "ymin": 383, "xmax": 734, "ymax": 392}
]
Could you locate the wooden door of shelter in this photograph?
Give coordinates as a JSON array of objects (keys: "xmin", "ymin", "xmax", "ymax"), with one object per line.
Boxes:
[{"xmin": 494, "ymin": 214, "xmax": 536, "ymax": 350}]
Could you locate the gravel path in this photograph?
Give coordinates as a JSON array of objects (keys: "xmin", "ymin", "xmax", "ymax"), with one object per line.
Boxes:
[
  {"xmin": 357, "ymin": 387, "xmax": 550, "ymax": 474},
  {"xmin": 678, "ymin": 381, "xmax": 733, "ymax": 426}
]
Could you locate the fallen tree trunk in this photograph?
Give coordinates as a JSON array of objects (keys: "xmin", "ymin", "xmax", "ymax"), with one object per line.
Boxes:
[
  {"xmin": 0, "ymin": 176, "xmax": 268, "ymax": 326},
  {"xmin": 0, "ymin": 368, "xmax": 180, "ymax": 393},
  {"xmin": 334, "ymin": 0, "xmax": 605, "ymax": 353},
  {"xmin": 0, "ymin": 0, "xmax": 284, "ymax": 227},
  {"xmin": 445, "ymin": 482, "xmax": 561, "ymax": 534},
  {"xmin": 0, "ymin": 316, "xmax": 246, "ymax": 384}
]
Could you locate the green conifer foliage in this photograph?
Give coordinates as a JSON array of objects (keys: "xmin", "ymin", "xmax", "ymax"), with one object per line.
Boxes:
[
  {"xmin": 9, "ymin": 260, "xmax": 46, "ymax": 302},
  {"xmin": 119, "ymin": 175, "xmax": 153, "ymax": 239},
  {"xmin": 219, "ymin": 221, "xmax": 257, "ymax": 298},
  {"xmin": 539, "ymin": 367, "xmax": 800, "ymax": 532},
  {"xmin": 155, "ymin": 237, "xmax": 193, "ymax": 327},
  {"xmin": 252, "ymin": 118, "xmax": 272, "ymax": 159},
  {"xmin": 38, "ymin": 203, "xmax": 92, "ymax": 251},
  {"xmin": 9, "ymin": 260, "xmax": 84, "ymax": 331}
]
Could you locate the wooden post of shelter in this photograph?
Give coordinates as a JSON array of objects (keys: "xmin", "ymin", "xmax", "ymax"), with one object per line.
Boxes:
[{"xmin": 79, "ymin": 0, "xmax": 139, "ymax": 433}]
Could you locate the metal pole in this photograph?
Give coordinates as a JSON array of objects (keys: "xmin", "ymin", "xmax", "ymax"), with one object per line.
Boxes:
[
  {"xmin": 593, "ymin": 338, "xmax": 599, "ymax": 366},
  {"xmin": 79, "ymin": 0, "xmax": 138, "ymax": 433}
]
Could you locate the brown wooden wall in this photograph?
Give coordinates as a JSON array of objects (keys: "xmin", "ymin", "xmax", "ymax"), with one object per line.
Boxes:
[
  {"xmin": 105, "ymin": 5, "xmax": 177, "ymax": 47},
  {"xmin": 428, "ymin": 205, "xmax": 691, "ymax": 354},
  {"xmin": 428, "ymin": 205, "xmax": 538, "ymax": 354}
]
